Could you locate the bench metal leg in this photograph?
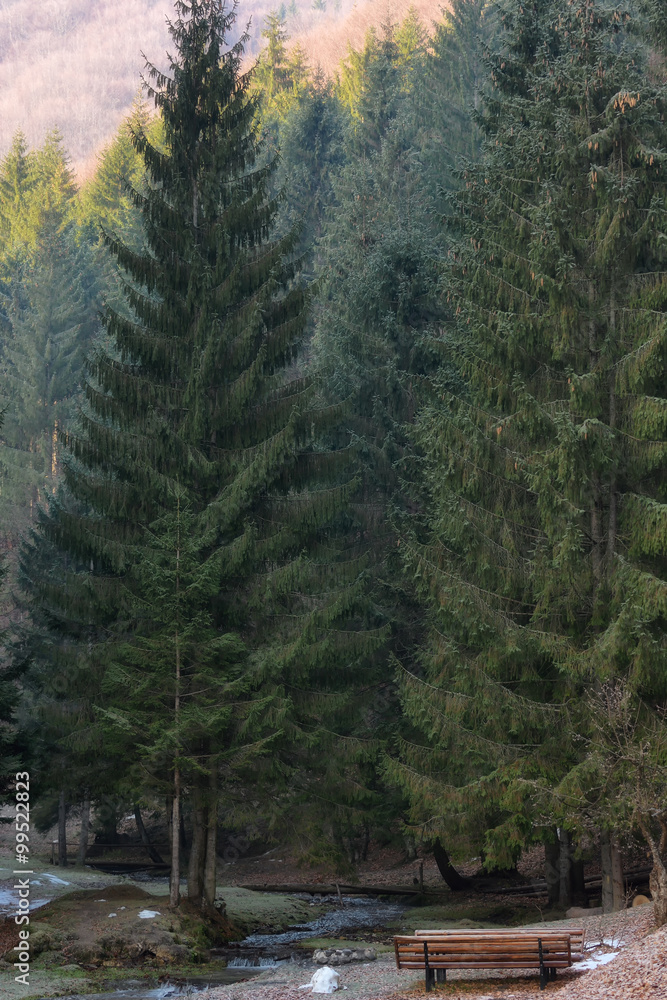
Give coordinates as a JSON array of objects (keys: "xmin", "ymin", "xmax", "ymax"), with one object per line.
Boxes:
[
  {"xmin": 539, "ymin": 938, "xmax": 547, "ymax": 990},
  {"xmin": 436, "ymin": 969, "xmax": 446, "ymax": 983},
  {"xmin": 424, "ymin": 942, "xmax": 432, "ymax": 992}
]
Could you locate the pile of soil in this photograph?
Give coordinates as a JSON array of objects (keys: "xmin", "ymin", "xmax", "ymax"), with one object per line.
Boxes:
[{"xmin": 0, "ymin": 884, "xmax": 229, "ymax": 970}]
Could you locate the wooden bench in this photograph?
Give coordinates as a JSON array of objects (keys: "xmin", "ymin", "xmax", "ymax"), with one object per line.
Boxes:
[
  {"xmin": 394, "ymin": 933, "xmax": 572, "ymax": 991},
  {"xmin": 414, "ymin": 926, "xmax": 586, "ymax": 962}
]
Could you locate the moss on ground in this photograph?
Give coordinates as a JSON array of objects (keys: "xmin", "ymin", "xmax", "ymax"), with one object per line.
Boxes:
[
  {"xmin": 218, "ymin": 886, "xmax": 326, "ymax": 934},
  {"xmin": 390, "ymin": 900, "xmax": 547, "ymax": 933}
]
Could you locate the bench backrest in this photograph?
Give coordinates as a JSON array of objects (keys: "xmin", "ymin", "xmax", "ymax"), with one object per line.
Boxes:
[{"xmin": 414, "ymin": 927, "xmax": 585, "ymax": 960}]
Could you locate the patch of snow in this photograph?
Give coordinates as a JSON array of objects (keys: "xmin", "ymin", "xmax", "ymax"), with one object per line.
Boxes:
[
  {"xmin": 578, "ymin": 950, "xmax": 619, "ymax": 970},
  {"xmin": 41, "ymin": 873, "xmax": 70, "ymax": 885},
  {"xmin": 108, "ymin": 912, "xmax": 117, "ymax": 918},
  {"xmin": 138, "ymin": 909, "xmax": 161, "ymax": 919}
]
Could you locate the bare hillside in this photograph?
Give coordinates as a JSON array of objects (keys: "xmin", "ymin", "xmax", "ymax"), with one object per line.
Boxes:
[{"xmin": 0, "ymin": 0, "xmax": 444, "ymax": 179}]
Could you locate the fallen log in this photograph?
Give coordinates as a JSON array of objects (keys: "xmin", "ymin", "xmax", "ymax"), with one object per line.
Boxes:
[{"xmin": 238, "ymin": 883, "xmax": 434, "ymax": 897}]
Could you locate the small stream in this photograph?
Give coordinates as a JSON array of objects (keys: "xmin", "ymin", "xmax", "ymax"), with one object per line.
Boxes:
[
  {"xmin": 33, "ymin": 971, "xmax": 271, "ymax": 1000},
  {"xmin": 237, "ymin": 894, "xmax": 404, "ymax": 950},
  {"xmin": 29, "ymin": 894, "xmax": 404, "ymax": 1000},
  {"xmin": 0, "ymin": 871, "xmax": 72, "ymax": 917}
]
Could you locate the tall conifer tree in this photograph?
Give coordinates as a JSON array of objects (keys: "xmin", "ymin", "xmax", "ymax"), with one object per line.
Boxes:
[
  {"xmin": 23, "ymin": 0, "xmax": 374, "ymax": 909},
  {"xmin": 391, "ymin": 0, "xmax": 667, "ymax": 913}
]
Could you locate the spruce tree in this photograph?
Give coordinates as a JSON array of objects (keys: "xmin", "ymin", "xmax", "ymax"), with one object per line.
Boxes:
[
  {"xmin": 23, "ymin": 0, "xmax": 374, "ymax": 909},
  {"xmin": 0, "ymin": 132, "xmax": 37, "ymax": 252},
  {"xmin": 391, "ymin": 0, "xmax": 667, "ymax": 909},
  {"xmin": 307, "ymin": 16, "xmax": 442, "ymax": 855},
  {"xmin": 0, "ymin": 226, "xmax": 97, "ymax": 532}
]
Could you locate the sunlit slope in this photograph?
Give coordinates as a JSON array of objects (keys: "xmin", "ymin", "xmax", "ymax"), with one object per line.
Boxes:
[
  {"xmin": 293, "ymin": 0, "xmax": 446, "ymax": 76},
  {"xmin": 1, "ymin": 0, "xmax": 444, "ymax": 178}
]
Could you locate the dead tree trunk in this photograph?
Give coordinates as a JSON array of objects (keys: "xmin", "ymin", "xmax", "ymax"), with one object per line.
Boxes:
[
  {"xmin": 432, "ymin": 838, "xmax": 470, "ymax": 890},
  {"xmin": 58, "ymin": 790, "xmax": 67, "ymax": 867},
  {"xmin": 76, "ymin": 790, "xmax": 90, "ymax": 867}
]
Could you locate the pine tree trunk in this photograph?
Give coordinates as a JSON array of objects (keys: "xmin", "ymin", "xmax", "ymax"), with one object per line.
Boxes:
[
  {"xmin": 601, "ymin": 830, "xmax": 614, "ymax": 913},
  {"xmin": 544, "ymin": 835, "xmax": 560, "ymax": 906},
  {"xmin": 432, "ymin": 838, "xmax": 470, "ymax": 890},
  {"xmin": 58, "ymin": 790, "xmax": 67, "ymax": 867},
  {"xmin": 188, "ymin": 783, "xmax": 206, "ymax": 906},
  {"xmin": 135, "ymin": 804, "xmax": 165, "ymax": 865},
  {"xmin": 659, "ymin": 814, "xmax": 667, "ymax": 857},
  {"xmin": 611, "ymin": 836, "xmax": 624, "ymax": 911},
  {"xmin": 170, "ymin": 773, "xmax": 181, "ymax": 907},
  {"xmin": 171, "ymin": 546, "xmax": 182, "ymax": 908},
  {"xmin": 202, "ymin": 766, "xmax": 217, "ymax": 911},
  {"xmin": 166, "ymin": 795, "xmax": 173, "ymax": 856},
  {"xmin": 361, "ymin": 823, "xmax": 370, "ymax": 862},
  {"xmin": 640, "ymin": 819, "xmax": 667, "ymax": 927},
  {"xmin": 571, "ymin": 855, "xmax": 587, "ymax": 907},
  {"xmin": 76, "ymin": 790, "xmax": 90, "ymax": 866},
  {"xmin": 559, "ymin": 829, "xmax": 572, "ymax": 908}
]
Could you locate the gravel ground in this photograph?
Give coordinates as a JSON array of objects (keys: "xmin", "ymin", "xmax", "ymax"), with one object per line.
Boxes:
[{"xmin": 195, "ymin": 906, "xmax": 665, "ymax": 1000}]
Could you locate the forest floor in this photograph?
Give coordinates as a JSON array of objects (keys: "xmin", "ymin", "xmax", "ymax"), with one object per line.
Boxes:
[{"xmin": 0, "ymin": 822, "xmax": 663, "ymax": 998}]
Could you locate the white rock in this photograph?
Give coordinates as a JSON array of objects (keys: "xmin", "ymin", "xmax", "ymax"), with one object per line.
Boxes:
[
  {"xmin": 138, "ymin": 909, "xmax": 161, "ymax": 919},
  {"xmin": 298, "ymin": 966, "xmax": 340, "ymax": 993},
  {"xmin": 108, "ymin": 913, "xmax": 117, "ymax": 918}
]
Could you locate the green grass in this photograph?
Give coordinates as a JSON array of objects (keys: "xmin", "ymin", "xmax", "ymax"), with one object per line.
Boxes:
[{"xmin": 389, "ymin": 901, "xmax": 549, "ymax": 934}]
